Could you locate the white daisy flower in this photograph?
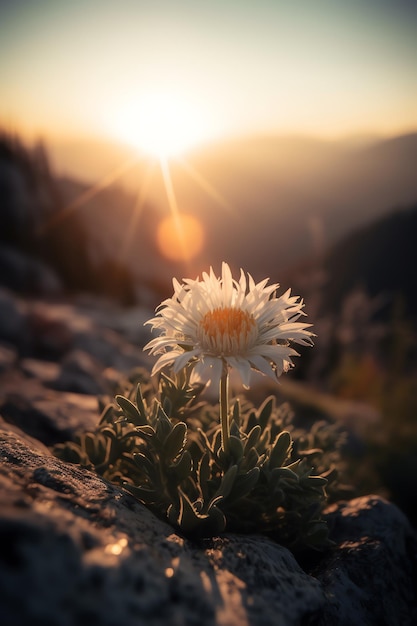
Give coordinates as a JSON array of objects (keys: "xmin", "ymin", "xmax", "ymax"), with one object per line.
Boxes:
[{"xmin": 144, "ymin": 262, "xmax": 314, "ymax": 390}]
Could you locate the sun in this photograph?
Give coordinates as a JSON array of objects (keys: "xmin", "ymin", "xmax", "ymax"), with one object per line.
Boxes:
[{"xmin": 111, "ymin": 92, "xmax": 206, "ymax": 158}]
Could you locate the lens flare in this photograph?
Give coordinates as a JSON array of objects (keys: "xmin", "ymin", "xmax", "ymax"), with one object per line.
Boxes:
[{"xmin": 157, "ymin": 213, "xmax": 204, "ymax": 262}]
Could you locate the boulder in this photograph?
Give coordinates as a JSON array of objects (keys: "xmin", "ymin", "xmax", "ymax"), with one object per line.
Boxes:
[
  {"xmin": 50, "ymin": 349, "xmax": 110, "ymax": 396},
  {"xmin": 0, "ymin": 370, "xmax": 100, "ymax": 445},
  {"xmin": 0, "ymin": 343, "xmax": 17, "ymax": 373},
  {"xmin": 0, "ymin": 293, "xmax": 416, "ymax": 625},
  {"xmin": 0, "ymin": 288, "xmax": 26, "ymax": 346},
  {"xmin": 0, "ymin": 424, "xmax": 416, "ymax": 626},
  {"xmin": 0, "ymin": 246, "xmax": 62, "ymax": 295},
  {"xmin": 311, "ymin": 497, "xmax": 417, "ymax": 625}
]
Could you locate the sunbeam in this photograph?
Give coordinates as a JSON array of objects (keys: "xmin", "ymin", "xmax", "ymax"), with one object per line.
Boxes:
[
  {"xmin": 118, "ymin": 159, "xmax": 157, "ymax": 263},
  {"xmin": 37, "ymin": 155, "xmax": 140, "ymax": 235},
  {"xmin": 34, "ymin": 131, "xmax": 232, "ymax": 271},
  {"xmin": 159, "ymin": 157, "xmax": 189, "ymax": 260},
  {"xmin": 177, "ymin": 157, "xmax": 234, "ymax": 215}
]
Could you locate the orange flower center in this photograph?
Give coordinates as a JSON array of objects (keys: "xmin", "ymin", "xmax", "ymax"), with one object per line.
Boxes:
[{"xmin": 199, "ymin": 307, "xmax": 256, "ymax": 355}]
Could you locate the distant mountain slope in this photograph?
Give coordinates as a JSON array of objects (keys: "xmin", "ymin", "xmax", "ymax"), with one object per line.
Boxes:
[
  {"xmin": 7, "ymin": 130, "xmax": 417, "ymax": 301},
  {"xmin": 163, "ymin": 132, "xmax": 417, "ymax": 277},
  {"xmin": 0, "ymin": 133, "xmax": 140, "ymax": 303},
  {"xmin": 322, "ymin": 204, "xmax": 417, "ymax": 318}
]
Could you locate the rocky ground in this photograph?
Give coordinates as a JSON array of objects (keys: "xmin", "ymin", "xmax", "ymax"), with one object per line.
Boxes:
[{"xmin": 1, "ymin": 286, "xmax": 416, "ymax": 626}]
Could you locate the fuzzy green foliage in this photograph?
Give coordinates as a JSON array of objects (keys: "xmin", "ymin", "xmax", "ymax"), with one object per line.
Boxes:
[{"xmin": 55, "ymin": 368, "xmax": 340, "ymax": 551}]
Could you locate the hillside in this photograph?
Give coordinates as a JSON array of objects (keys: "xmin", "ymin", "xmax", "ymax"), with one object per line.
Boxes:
[
  {"xmin": 48, "ymin": 131, "xmax": 417, "ymax": 281},
  {"xmin": 2, "ymin": 130, "xmax": 417, "ymax": 307},
  {"xmin": 322, "ymin": 204, "xmax": 417, "ymax": 319}
]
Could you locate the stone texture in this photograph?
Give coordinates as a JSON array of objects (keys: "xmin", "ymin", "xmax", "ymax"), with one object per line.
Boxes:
[
  {"xmin": 0, "ymin": 288, "xmax": 416, "ymax": 625},
  {"xmin": 0, "ymin": 370, "xmax": 100, "ymax": 445},
  {"xmin": 0, "ymin": 288, "xmax": 26, "ymax": 345},
  {"xmin": 0, "ymin": 245, "xmax": 62, "ymax": 295},
  {"xmin": 0, "ymin": 428, "xmax": 325, "ymax": 626},
  {"xmin": 50, "ymin": 349, "xmax": 109, "ymax": 395},
  {"xmin": 310, "ymin": 497, "xmax": 417, "ymax": 625},
  {"xmin": 0, "ymin": 343, "xmax": 17, "ymax": 373},
  {"xmin": 0, "ymin": 423, "xmax": 416, "ymax": 625}
]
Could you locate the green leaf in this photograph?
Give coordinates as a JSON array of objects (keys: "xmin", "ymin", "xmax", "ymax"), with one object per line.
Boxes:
[
  {"xmin": 271, "ymin": 466, "xmax": 299, "ymax": 482},
  {"xmin": 305, "ymin": 475, "xmax": 328, "ymax": 490},
  {"xmin": 197, "ymin": 428, "xmax": 212, "ymax": 453},
  {"xmin": 229, "ymin": 467, "xmax": 260, "ymax": 501},
  {"xmin": 207, "ymin": 494, "xmax": 224, "ymax": 510},
  {"xmin": 98, "ymin": 404, "xmax": 115, "ymax": 425},
  {"xmin": 163, "ymin": 422, "xmax": 187, "ymax": 461},
  {"xmin": 258, "ymin": 428, "xmax": 270, "ymax": 453},
  {"xmin": 170, "ymin": 450, "xmax": 193, "ymax": 481},
  {"xmin": 213, "ymin": 429, "xmax": 222, "ymax": 455},
  {"xmin": 96, "ymin": 435, "xmax": 110, "ymax": 462},
  {"xmin": 162, "ymin": 395, "xmax": 173, "ymax": 417},
  {"xmin": 286, "ymin": 459, "xmax": 301, "ymax": 472},
  {"xmin": 167, "ymin": 502, "xmax": 180, "ymax": 526},
  {"xmin": 83, "ymin": 433, "xmax": 98, "ymax": 462},
  {"xmin": 228, "ymin": 435, "xmax": 244, "ymax": 463},
  {"xmin": 55, "ymin": 442, "xmax": 88, "ymax": 466},
  {"xmin": 116, "ymin": 395, "xmax": 147, "ymax": 426},
  {"xmin": 257, "ymin": 396, "xmax": 275, "ymax": 430},
  {"xmin": 136, "ymin": 425, "xmax": 155, "ymax": 437},
  {"xmin": 230, "ymin": 420, "xmax": 240, "ymax": 438},
  {"xmin": 120, "ymin": 430, "xmax": 141, "ymax": 444},
  {"xmin": 205, "ymin": 505, "xmax": 226, "ymax": 534},
  {"xmin": 298, "ymin": 448, "xmax": 323, "ymax": 458},
  {"xmin": 269, "ymin": 431, "xmax": 292, "ymax": 469},
  {"xmin": 155, "ymin": 404, "xmax": 172, "ymax": 442},
  {"xmin": 135, "ymin": 384, "xmax": 148, "ymax": 424},
  {"xmin": 243, "ymin": 446, "xmax": 260, "ymax": 471},
  {"xmin": 101, "ymin": 427, "xmax": 118, "ymax": 442},
  {"xmin": 231, "ymin": 399, "xmax": 240, "ymax": 427},
  {"xmin": 246, "ymin": 409, "xmax": 258, "ymax": 432},
  {"xmin": 123, "ymin": 483, "xmax": 156, "ymax": 504},
  {"xmin": 216, "ymin": 464, "xmax": 238, "ymax": 498},
  {"xmin": 133, "ymin": 452, "xmax": 156, "ymax": 477},
  {"xmin": 244, "ymin": 425, "xmax": 261, "ymax": 454},
  {"xmin": 177, "ymin": 491, "xmax": 208, "ymax": 533},
  {"xmin": 198, "ymin": 452, "xmax": 210, "ymax": 486}
]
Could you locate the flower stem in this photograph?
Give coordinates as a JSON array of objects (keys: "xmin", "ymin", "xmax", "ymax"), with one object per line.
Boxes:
[{"xmin": 220, "ymin": 363, "xmax": 230, "ymax": 454}]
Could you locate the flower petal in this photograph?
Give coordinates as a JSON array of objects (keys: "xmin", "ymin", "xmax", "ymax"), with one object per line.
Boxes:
[{"xmin": 144, "ymin": 263, "xmax": 314, "ymax": 389}]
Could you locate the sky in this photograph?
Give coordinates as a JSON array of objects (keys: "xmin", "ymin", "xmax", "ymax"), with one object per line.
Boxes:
[{"xmin": 1, "ymin": 0, "xmax": 417, "ymax": 152}]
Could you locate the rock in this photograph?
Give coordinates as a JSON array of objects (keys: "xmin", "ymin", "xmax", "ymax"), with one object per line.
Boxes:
[
  {"xmin": 0, "ymin": 288, "xmax": 26, "ymax": 346},
  {"xmin": 0, "ymin": 343, "xmax": 17, "ymax": 372},
  {"xmin": 20, "ymin": 357, "xmax": 60, "ymax": 385},
  {"xmin": 0, "ymin": 289, "xmax": 149, "ymax": 372},
  {"xmin": 0, "ymin": 292, "xmax": 416, "ymax": 624},
  {"xmin": 0, "ymin": 428, "xmax": 325, "ymax": 626},
  {"xmin": 0, "ymin": 245, "xmax": 62, "ymax": 295},
  {"xmin": 26, "ymin": 304, "xmax": 75, "ymax": 359},
  {"xmin": 50, "ymin": 349, "xmax": 109, "ymax": 395},
  {"xmin": 73, "ymin": 326, "xmax": 149, "ymax": 372},
  {"xmin": 311, "ymin": 497, "xmax": 417, "ymax": 625},
  {"xmin": 0, "ymin": 370, "xmax": 100, "ymax": 445},
  {"xmin": 0, "ymin": 423, "xmax": 416, "ymax": 625}
]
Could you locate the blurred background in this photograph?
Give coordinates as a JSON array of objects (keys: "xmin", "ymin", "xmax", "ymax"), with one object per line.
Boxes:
[{"xmin": 1, "ymin": 0, "xmax": 416, "ymax": 521}]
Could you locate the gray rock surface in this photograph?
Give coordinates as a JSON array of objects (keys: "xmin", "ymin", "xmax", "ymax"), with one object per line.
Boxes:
[
  {"xmin": 0, "ymin": 428, "xmax": 325, "ymax": 626},
  {"xmin": 0, "ymin": 370, "xmax": 99, "ymax": 445},
  {"xmin": 0, "ymin": 424, "xmax": 416, "ymax": 626},
  {"xmin": 312, "ymin": 497, "xmax": 417, "ymax": 625},
  {"xmin": 0, "ymin": 289, "xmax": 416, "ymax": 625},
  {"xmin": 0, "ymin": 246, "xmax": 62, "ymax": 295}
]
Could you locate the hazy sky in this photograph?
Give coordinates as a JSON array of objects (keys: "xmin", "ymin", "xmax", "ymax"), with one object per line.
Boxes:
[{"xmin": 1, "ymin": 0, "xmax": 416, "ymax": 148}]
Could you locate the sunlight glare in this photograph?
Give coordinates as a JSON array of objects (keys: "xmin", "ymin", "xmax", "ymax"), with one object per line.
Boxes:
[
  {"xmin": 157, "ymin": 213, "xmax": 204, "ymax": 261},
  {"xmin": 112, "ymin": 93, "xmax": 205, "ymax": 158}
]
